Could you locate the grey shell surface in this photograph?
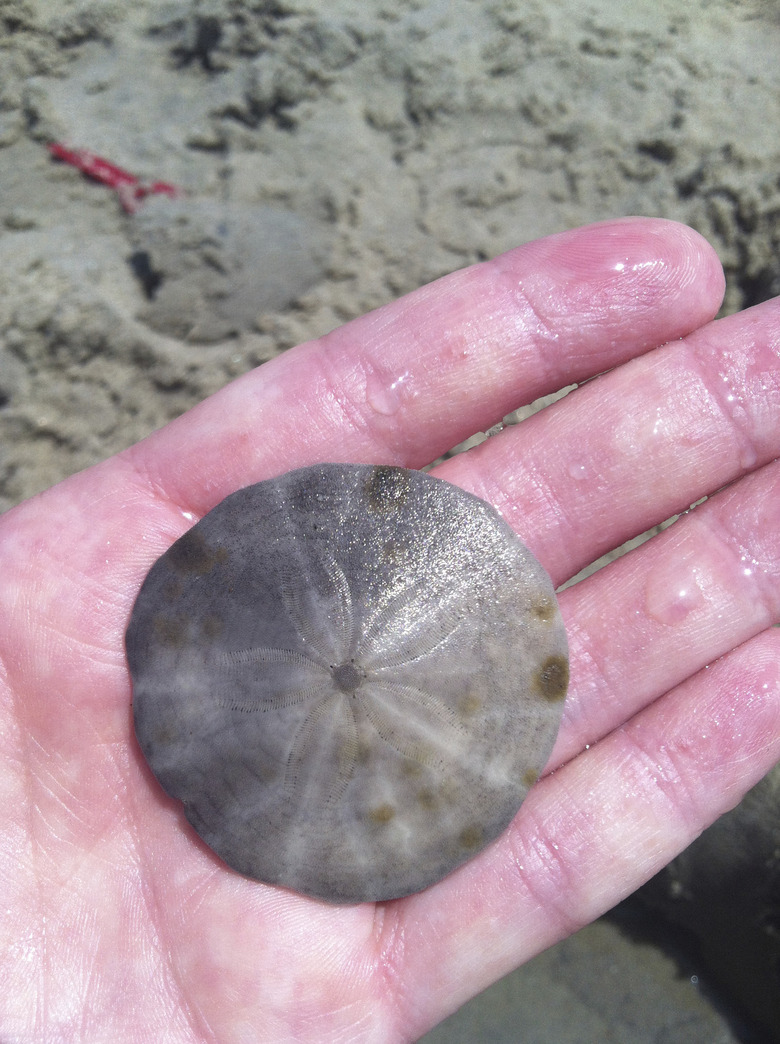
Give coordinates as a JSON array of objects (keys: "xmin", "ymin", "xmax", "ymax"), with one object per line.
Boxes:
[{"xmin": 127, "ymin": 464, "xmax": 568, "ymax": 903}]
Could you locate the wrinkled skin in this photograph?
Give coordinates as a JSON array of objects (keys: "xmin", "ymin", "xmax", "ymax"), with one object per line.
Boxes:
[{"xmin": 1, "ymin": 218, "xmax": 778, "ymax": 1042}]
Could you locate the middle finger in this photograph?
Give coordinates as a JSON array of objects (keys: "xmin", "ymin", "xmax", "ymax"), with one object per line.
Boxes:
[{"xmin": 436, "ymin": 295, "xmax": 780, "ymax": 583}]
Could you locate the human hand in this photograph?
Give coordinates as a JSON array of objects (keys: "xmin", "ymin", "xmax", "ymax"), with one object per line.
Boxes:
[{"xmin": 1, "ymin": 217, "xmax": 778, "ymax": 1042}]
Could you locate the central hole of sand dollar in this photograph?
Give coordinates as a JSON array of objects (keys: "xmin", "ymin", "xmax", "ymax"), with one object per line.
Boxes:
[{"xmin": 332, "ymin": 662, "xmax": 362, "ymax": 693}]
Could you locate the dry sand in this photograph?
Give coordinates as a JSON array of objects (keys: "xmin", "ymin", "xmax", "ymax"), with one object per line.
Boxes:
[{"xmin": 1, "ymin": 0, "xmax": 779, "ymax": 512}]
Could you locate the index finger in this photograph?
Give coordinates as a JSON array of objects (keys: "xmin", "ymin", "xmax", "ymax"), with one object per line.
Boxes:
[
  {"xmin": 123, "ymin": 217, "xmax": 724, "ymax": 518},
  {"xmin": 0, "ymin": 218, "xmax": 722, "ymax": 698}
]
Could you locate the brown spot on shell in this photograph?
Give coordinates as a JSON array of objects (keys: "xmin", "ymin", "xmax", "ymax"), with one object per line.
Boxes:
[
  {"xmin": 364, "ymin": 465, "xmax": 410, "ymax": 512},
  {"xmin": 162, "ymin": 578, "xmax": 184, "ymax": 602},
  {"xmin": 457, "ymin": 692, "xmax": 482, "ymax": 717},
  {"xmin": 381, "ymin": 538, "xmax": 408, "ymax": 565},
  {"xmin": 152, "ymin": 615, "xmax": 188, "ymax": 648},
  {"xmin": 534, "ymin": 655, "xmax": 569, "ymax": 702},
  {"xmin": 355, "ymin": 742, "xmax": 372, "ymax": 765},
  {"xmin": 417, "ymin": 788, "xmax": 437, "ymax": 810},
  {"xmin": 459, "ymin": 824, "xmax": 483, "ymax": 850},
  {"xmin": 167, "ymin": 528, "xmax": 227, "ymax": 577},
  {"xmin": 400, "ymin": 758, "xmax": 424, "ymax": 778},
  {"xmin": 369, "ymin": 803, "xmax": 395, "ymax": 824},
  {"xmin": 201, "ymin": 614, "xmax": 224, "ymax": 639},
  {"xmin": 149, "ymin": 724, "xmax": 175, "ymax": 747},
  {"xmin": 531, "ymin": 597, "xmax": 556, "ymax": 624}
]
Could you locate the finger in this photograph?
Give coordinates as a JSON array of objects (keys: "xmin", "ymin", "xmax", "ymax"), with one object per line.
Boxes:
[
  {"xmin": 391, "ymin": 626, "xmax": 780, "ymax": 1039},
  {"xmin": 2, "ymin": 219, "xmax": 719, "ymax": 637},
  {"xmin": 123, "ymin": 218, "xmax": 723, "ymax": 515},
  {"xmin": 435, "ymin": 294, "xmax": 780, "ymax": 583},
  {"xmin": 555, "ymin": 455, "xmax": 780, "ymax": 763}
]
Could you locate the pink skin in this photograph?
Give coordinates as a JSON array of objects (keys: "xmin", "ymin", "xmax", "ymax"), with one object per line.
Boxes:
[{"xmin": 1, "ymin": 217, "xmax": 779, "ymax": 1042}]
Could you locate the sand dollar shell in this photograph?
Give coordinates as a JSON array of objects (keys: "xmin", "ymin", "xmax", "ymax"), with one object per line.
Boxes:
[{"xmin": 127, "ymin": 464, "xmax": 568, "ymax": 902}]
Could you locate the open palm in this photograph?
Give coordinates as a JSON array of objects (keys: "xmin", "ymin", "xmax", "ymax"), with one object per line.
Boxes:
[{"xmin": 1, "ymin": 218, "xmax": 778, "ymax": 1042}]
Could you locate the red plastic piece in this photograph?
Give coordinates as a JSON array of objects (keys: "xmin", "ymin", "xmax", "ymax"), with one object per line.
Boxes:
[{"xmin": 48, "ymin": 142, "xmax": 181, "ymax": 214}]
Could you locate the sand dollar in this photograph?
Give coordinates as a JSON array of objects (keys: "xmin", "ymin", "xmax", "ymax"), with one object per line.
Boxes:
[{"xmin": 127, "ymin": 464, "xmax": 568, "ymax": 902}]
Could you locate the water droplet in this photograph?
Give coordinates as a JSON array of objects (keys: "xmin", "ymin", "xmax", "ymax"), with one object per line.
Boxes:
[
  {"xmin": 366, "ymin": 369, "xmax": 412, "ymax": 417},
  {"xmin": 738, "ymin": 551, "xmax": 765, "ymax": 579},
  {"xmin": 567, "ymin": 461, "xmax": 589, "ymax": 481},
  {"xmin": 739, "ymin": 444, "xmax": 758, "ymax": 471},
  {"xmin": 614, "ymin": 402, "xmax": 669, "ymax": 457},
  {"xmin": 717, "ymin": 373, "xmax": 757, "ymax": 469},
  {"xmin": 645, "ymin": 556, "xmax": 705, "ymax": 626}
]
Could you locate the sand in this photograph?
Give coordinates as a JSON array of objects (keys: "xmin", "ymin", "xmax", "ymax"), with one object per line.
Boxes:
[{"xmin": 1, "ymin": 0, "xmax": 779, "ymax": 512}]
